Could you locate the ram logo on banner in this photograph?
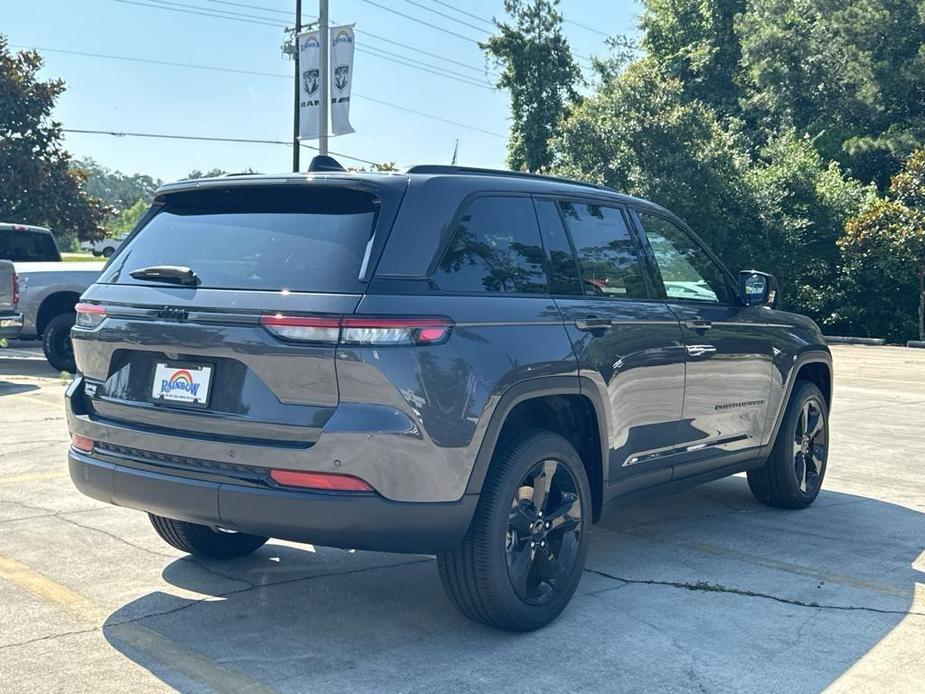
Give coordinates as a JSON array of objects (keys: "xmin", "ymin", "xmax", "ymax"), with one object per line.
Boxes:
[
  {"xmin": 330, "ymin": 25, "xmax": 355, "ymax": 135},
  {"xmin": 298, "ymin": 30, "xmax": 321, "ymax": 139}
]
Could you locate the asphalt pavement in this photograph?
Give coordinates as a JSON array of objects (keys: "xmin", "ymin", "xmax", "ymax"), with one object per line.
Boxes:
[{"xmin": 0, "ymin": 343, "xmax": 922, "ymax": 692}]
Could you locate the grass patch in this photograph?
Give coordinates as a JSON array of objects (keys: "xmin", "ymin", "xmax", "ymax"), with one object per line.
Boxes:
[{"xmin": 60, "ymin": 253, "xmax": 100, "ymax": 262}]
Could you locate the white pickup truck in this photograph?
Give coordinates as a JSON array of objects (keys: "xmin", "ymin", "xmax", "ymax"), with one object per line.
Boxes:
[
  {"xmin": 80, "ymin": 235, "xmax": 126, "ymax": 258},
  {"xmin": 0, "ymin": 223, "xmax": 104, "ymax": 371}
]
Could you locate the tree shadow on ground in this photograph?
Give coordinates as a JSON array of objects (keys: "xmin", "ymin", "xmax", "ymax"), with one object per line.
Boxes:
[{"xmin": 103, "ymin": 477, "xmax": 925, "ymax": 693}]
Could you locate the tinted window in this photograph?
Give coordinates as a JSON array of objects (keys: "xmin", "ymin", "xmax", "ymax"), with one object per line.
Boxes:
[
  {"xmin": 558, "ymin": 202, "xmax": 647, "ymax": 298},
  {"xmin": 534, "ymin": 199, "xmax": 582, "ymax": 296},
  {"xmin": 0, "ymin": 229, "xmax": 60, "ymax": 262},
  {"xmin": 100, "ymin": 187, "xmax": 378, "ymax": 293},
  {"xmin": 432, "ymin": 196, "xmax": 547, "ymax": 294},
  {"xmin": 638, "ymin": 212, "xmax": 733, "ymax": 304}
]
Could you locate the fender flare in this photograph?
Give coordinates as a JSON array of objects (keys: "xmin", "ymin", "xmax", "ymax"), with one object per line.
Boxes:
[
  {"xmin": 761, "ymin": 348, "xmax": 833, "ymax": 456},
  {"xmin": 463, "ymin": 375, "xmax": 609, "ymax": 496}
]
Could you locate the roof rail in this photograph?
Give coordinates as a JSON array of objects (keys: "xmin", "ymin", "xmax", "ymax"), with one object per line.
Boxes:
[{"xmin": 403, "ymin": 164, "xmax": 615, "ymax": 193}]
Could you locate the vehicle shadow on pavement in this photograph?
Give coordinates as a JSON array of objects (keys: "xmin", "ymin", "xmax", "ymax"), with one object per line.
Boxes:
[
  {"xmin": 0, "ymin": 358, "xmax": 60, "ymax": 380},
  {"xmin": 101, "ymin": 476, "xmax": 925, "ymax": 693},
  {"xmin": 0, "ymin": 381, "xmax": 39, "ymax": 396}
]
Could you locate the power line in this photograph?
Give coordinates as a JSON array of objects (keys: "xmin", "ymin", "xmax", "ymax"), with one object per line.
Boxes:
[
  {"xmin": 564, "ymin": 18, "xmax": 611, "ymax": 38},
  {"xmin": 15, "ymin": 45, "xmax": 506, "ymax": 137},
  {"xmin": 356, "ymin": 0, "xmax": 483, "ymax": 44},
  {"xmin": 430, "ymin": 0, "xmax": 494, "ymax": 27},
  {"xmin": 61, "ymin": 128, "xmax": 382, "ymax": 166},
  {"xmin": 402, "ymin": 0, "xmax": 489, "ymax": 34},
  {"xmin": 114, "ymin": 0, "xmax": 495, "ymax": 88}
]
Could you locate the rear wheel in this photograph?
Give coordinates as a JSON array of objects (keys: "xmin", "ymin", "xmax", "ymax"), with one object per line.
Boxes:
[
  {"xmin": 149, "ymin": 514, "xmax": 268, "ymax": 559},
  {"xmin": 437, "ymin": 430, "xmax": 590, "ymax": 631},
  {"xmin": 101, "ymin": 246, "xmax": 115, "ymax": 258},
  {"xmin": 42, "ymin": 312, "xmax": 76, "ymax": 372},
  {"xmin": 747, "ymin": 381, "xmax": 828, "ymax": 509}
]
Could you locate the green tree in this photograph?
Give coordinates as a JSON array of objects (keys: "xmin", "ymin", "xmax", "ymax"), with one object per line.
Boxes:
[
  {"xmin": 107, "ymin": 199, "xmax": 149, "ymax": 238},
  {"xmin": 840, "ymin": 149, "xmax": 925, "ymax": 341},
  {"xmin": 482, "ymin": 0, "xmax": 581, "ymax": 172},
  {"xmin": 77, "ymin": 158, "xmax": 161, "ymax": 210},
  {"xmin": 0, "ymin": 39, "xmax": 112, "ymax": 248}
]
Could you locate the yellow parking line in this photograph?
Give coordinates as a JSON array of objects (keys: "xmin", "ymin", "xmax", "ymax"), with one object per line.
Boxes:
[
  {"xmin": 0, "ymin": 554, "xmax": 100, "ymax": 622},
  {"xmin": 0, "ymin": 552, "xmax": 277, "ymax": 692},
  {"xmin": 0, "ymin": 471, "xmax": 67, "ymax": 485}
]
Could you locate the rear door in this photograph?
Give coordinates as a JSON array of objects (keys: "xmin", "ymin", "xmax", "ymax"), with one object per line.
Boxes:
[
  {"xmin": 536, "ymin": 198, "xmax": 686, "ymax": 493},
  {"xmin": 632, "ymin": 209, "xmax": 772, "ymax": 474},
  {"xmin": 73, "ymin": 183, "xmax": 398, "ymax": 447}
]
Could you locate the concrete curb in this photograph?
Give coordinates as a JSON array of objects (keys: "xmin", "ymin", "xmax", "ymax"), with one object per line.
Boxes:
[
  {"xmin": 824, "ymin": 335, "xmax": 886, "ymax": 346},
  {"xmin": 907, "ymin": 340, "xmax": 925, "ymax": 349}
]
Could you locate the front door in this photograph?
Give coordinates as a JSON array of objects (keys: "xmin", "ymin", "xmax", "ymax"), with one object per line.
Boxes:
[
  {"xmin": 535, "ymin": 198, "xmax": 687, "ymax": 492},
  {"xmin": 633, "ymin": 209, "xmax": 773, "ymax": 474}
]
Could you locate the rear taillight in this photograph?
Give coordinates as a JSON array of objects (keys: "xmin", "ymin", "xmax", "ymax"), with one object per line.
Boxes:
[
  {"xmin": 11, "ymin": 272, "xmax": 18, "ymax": 307},
  {"xmin": 259, "ymin": 314, "xmax": 341, "ymax": 343},
  {"xmin": 270, "ymin": 469, "xmax": 373, "ymax": 492},
  {"xmin": 75, "ymin": 302, "xmax": 107, "ymax": 329},
  {"xmin": 259, "ymin": 314, "xmax": 452, "ymax": 346}
]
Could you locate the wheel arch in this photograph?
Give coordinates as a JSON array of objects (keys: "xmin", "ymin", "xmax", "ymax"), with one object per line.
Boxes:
[
  {"xmin": 763, "ymin": 349, "xmax": 833, "ymax": 455},
  {"xmin": 36, "ymin": 291, "xmax": 81, "ymax": 336},
  {"xmin": 465, "ymin": 376, "xmax": 609, "ymax": 523}
]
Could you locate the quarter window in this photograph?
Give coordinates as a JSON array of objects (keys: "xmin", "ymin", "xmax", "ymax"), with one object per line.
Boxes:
[
  {"xmin": 637, "ymin": 212, "xmax": 732, "ymax": 304},
  {"xmin": 558, "ymin": 202, "xmax": 647, "ymax": 299},
  {"xmin": 432, "ymin": 196, "xmax": 547, "ymax": 294}
]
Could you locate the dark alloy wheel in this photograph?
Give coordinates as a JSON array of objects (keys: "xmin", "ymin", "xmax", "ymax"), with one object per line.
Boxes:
[
  {"xmin": 437, "ymin": 430, "xmax": 591, "ymax": 631},
  {"xmin": 748, "ymin": 381, "xmax": 829, "ymax": 509},
  {"xmin": 506, "ymin": 460, "xmax": 583, "ymax": 606}
]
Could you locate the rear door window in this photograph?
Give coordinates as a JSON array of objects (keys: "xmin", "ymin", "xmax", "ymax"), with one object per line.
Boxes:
[
  {"xmin": 0, "ymin": 228, "xmax": 60, "ymax": 262},
  {"xmin": 431, "ymin": 196, "xmax": 547, "ymax": 294},
  {"xmin": 558, "ymin": 202, "xmax": 648, "ymax": 299},
  {"xmin": 100, "ymin": 187, "xmax": 379, "ymax": 293}
]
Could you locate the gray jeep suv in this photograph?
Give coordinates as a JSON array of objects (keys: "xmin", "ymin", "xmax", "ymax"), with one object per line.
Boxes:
[{"xmin": 67, "ymin": 161, "xmax": 832, "ymax": 631}]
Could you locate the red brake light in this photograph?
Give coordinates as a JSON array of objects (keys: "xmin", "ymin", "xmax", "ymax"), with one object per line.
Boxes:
[
  {"xmin": 12, "ymin": 272, "xmax": 18, "ymax": 306},
  {"xmin": 71, "ymin": 434, "xmax": 94, "ymax": 453},
  {"xmin": 270, "ymin": 469, "xmax": 373, "ymax": 492}
]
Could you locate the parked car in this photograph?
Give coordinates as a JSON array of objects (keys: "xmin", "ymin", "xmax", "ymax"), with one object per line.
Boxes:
[
  {"xmin": 80, "ymin": 235, "xmax": 126, "ymax": 258},
  {"xmin": 65, "ymin": 162, "xmax": 832, "ymax": 631},
  {"xmin": 0, "ymin": 259, "xmax": 22, "ymax": 338},
  {"xmin": 0, "ymin": 223, "xmax": 103, "ymax": 370}
]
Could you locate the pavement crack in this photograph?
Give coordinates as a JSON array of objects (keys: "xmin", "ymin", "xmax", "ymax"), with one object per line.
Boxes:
[{"xmin": 583, "ymin": 568, "xmax": 925, "ymax": 617}]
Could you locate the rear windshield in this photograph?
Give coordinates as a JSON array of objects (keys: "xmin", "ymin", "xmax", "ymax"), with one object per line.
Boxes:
[
  {"xmin": 0, "ymin": 228, "xmax": 61, "ymax": 262},
  {"xmin": 100, "ymin": 186, "xmax": 379, "ymax": 293}
]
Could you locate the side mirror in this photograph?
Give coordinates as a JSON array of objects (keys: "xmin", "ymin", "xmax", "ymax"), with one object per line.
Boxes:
[{"xmin": 739, "ymin": 270, "xmax": 777, "ymax": 307}]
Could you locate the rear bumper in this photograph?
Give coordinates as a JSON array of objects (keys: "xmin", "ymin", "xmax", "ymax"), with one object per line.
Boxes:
[
  {"xmin": 0, "ymin": 312, "xmax": 23, "ymax": 338},
  {"xmin": 68, "ymin": 449, "xmax": 477, "ymax": 554}
]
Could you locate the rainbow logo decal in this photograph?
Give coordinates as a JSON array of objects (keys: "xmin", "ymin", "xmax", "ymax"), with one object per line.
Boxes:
[{"xmin": 160, "ymin": 369, "xmax": 201, "ymax": 397}]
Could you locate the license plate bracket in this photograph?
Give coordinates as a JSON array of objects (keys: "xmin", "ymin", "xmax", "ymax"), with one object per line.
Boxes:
[{"xmin": 151, "ymin": 361, "xmax": 213, "ymax": 408}]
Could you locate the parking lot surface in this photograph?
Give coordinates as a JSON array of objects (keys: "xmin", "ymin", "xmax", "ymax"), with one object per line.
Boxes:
[{"xmin": 0, "ymin": 343, "xmax": 923, "ymax": 693}]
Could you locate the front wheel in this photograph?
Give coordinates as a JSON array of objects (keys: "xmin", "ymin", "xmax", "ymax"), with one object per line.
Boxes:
[
  {"xmin": 437, "ymin": 430, "xmax": 591, "ymax": 631},
  {"xmin": 747, "ymin": 381, "xmax": 829, "ymax": 509},
  {"xmin": 42, "ymin": 312, "xmax": 76, "ymax": 372}
]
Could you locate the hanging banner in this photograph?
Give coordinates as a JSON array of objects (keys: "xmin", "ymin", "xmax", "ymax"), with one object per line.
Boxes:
[
  {"xmin": 298, "ymin": 29, "xmax": 322, "ymax": 139},
  {"xmin": 329, "ymin": 25, "xmax": 356, "ymax": 135}
]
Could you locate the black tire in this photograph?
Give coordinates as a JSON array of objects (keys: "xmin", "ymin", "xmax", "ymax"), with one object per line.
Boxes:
[
  {"xmin": 747, "ymin": 381, "xmax": 829, "ymax": 509},
  {"xmin": 437, "ymin": 430, "xmax": 591, "ymax": 631},
  {"xmin": 42, "ymin": 312, "xmax": 76, "ymax": 372},
  {"xmin": 101, "ymin": 246, "xmax": 115, "ymax": 258},
  {"xmin": 149, "ymin": 514, "xmax": 268, "ymax": 559}
]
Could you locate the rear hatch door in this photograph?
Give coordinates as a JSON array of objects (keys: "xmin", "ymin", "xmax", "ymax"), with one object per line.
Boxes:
[
  {"xmin": 0, "ymin": 260, "xmax": 14, "ymax": 311},
  {"xmin": 73, "ymin": 178, "xmax": 404, "ymax": 448}
]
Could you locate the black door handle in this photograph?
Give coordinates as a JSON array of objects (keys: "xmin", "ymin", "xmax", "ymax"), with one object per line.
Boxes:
[
  {"xmin": 684, "ymin": 319, "xmax": 713, "ymax": 330},
  {"xmin": 576, "ymin": 315, "xmax": 613, "ymax": 331}
]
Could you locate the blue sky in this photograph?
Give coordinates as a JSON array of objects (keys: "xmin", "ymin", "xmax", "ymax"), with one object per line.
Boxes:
[{"xmin": 5, "ymin": 0, "xmax": 641, "ymax": 180}]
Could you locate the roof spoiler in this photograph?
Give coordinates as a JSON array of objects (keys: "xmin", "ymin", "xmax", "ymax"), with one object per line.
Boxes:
[{"xmin": 308, "ymin": 155, "xmax": 346, "ymax": 172}]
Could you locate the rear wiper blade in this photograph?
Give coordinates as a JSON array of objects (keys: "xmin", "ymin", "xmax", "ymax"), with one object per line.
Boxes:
[{"xmin": 129, "ymin": 265, "xmax": 201, "ymax": 286}]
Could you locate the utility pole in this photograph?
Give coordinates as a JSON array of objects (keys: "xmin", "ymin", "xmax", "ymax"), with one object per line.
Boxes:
[
  {"xmin": 292, "ymin": 0, "xmax": 302, "ymax": 172},
  {"xmin": 318, "ymin": 0, "xmax": 330, "ymax": 156}
]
